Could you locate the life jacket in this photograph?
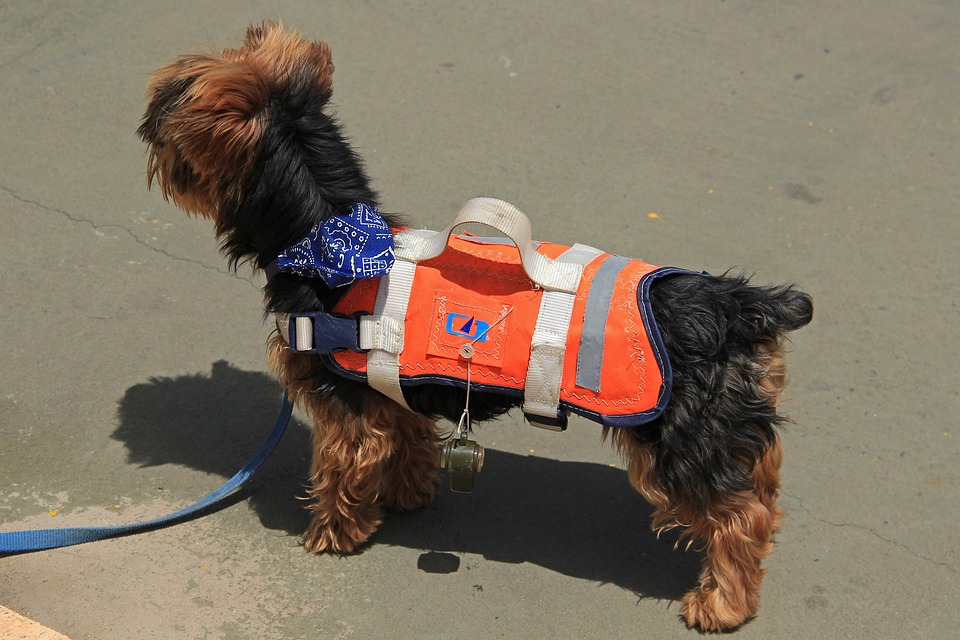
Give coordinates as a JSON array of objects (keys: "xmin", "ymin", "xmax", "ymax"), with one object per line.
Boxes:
[{"xmin": 275, "ymin": 198, "xmax": 691, "ymax": 429}]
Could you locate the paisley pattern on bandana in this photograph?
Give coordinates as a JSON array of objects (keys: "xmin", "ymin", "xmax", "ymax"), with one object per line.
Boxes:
[{"xmin": 268, "ymin": 203, "xmax": 395, "ymax": 287}]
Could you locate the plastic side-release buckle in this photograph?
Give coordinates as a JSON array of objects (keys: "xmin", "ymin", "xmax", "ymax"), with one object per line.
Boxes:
[{"xmin": 286, "ymin": 312, "xmax": 362, "ymax": 353}]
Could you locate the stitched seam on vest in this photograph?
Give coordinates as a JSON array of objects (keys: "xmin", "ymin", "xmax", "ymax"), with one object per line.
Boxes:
[
  {"xmin": 623, "ymin": 267, "xmax": 649, "ymax": 382},
  {"xmin": 428, "ymin": 295, "xmax": 510, "ymax": 363},
  {"xmin": 565, "ymin": 391, "xmax": 646, "ymax": 406},
  {"xmin": 399, "ymin": 360, "xmax": 524, "ymax": 385},
  {"xmin": 623, "ymin": 301, "xmax": 649, "ymax": 386},
  {"xmin": 429, "ymin": 295, "xmax": 448, "ymax": 358},
  {"xmin": 566, "ymin": 267, "xmax": 649, "ymax": 407},
  {"xmin": 452, "ymin": 243, "xmax": 528, "ymax": 264}
]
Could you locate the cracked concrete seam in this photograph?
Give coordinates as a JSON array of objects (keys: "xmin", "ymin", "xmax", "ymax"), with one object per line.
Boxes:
[
  {"xmin": 0, "ymin": 182, "xmax": 260, "ymax": 291},
  {"xmin": 781, "ymin": 489, "xmax": 956, "ymax": 574}
]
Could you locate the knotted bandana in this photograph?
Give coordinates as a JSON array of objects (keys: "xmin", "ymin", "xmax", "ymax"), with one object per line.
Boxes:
[{"xmin": 266, "ymin": 203, "xmax": 395, "ymax": 287}]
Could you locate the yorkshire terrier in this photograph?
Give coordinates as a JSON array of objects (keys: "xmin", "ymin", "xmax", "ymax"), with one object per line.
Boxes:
[{"xmin": 138, "ymin": 23, "xmax": 812, "ymax": 632}]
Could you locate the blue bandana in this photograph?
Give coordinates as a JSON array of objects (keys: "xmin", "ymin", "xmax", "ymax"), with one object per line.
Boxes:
[{"xmin": 265, "ymin": 203, "xmax": 395, "ymax": 287}]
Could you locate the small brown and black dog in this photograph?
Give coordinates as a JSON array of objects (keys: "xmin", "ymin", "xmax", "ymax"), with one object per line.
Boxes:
[{"xmin": 138, "ymin": 23, "xmax": 812, "ymax": 632}]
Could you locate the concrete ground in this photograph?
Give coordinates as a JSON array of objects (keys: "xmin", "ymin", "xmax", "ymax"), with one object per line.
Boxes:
[{"xmin": 1, "ymin": 1, "xmax": 957, "ymax": 638}]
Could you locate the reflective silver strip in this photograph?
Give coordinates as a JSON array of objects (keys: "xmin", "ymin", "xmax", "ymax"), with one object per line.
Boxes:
[{"xmin": 575, "ymin": 255, "xmax": 632, "ymax": 393}]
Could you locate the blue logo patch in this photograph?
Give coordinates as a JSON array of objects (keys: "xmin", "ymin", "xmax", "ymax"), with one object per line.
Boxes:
[{"xmin": 445, "ymin": 313, "xmax": 490, "ymax": 342}]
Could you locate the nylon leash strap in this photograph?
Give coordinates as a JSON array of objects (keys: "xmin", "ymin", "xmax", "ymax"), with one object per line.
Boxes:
[{"xmin": 0, "ymin": 393, "xmax": 294, "ymax": 554}]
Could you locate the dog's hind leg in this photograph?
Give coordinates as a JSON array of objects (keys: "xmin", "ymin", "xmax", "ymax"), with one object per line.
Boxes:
[
  {"xmin": 753, "ymin": 337, "xmax": 788, "ymax": 534},
  {"xmin": 611, "ymin": 428, "xmax": 780, "ymax": 632},
  {"xmin": 379, "ymin": 408, "xmax": 441, "ymax": 512},
  {"xmin": 752, "ymin": 434, "xmax": 784, "ymax": 535},
  {"xmin": 675, "ymin": 480, "xmax": 777, "ymax": 632}
]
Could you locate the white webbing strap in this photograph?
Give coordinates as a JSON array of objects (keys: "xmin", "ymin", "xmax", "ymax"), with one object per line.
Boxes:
[
  {"xmin": 358, "ymin": 315, "xmax": 403, "ymax": 353},
  {"xmin": 274, "ymin": 312, "xmax": 318, "ymax": 352},
  {"xmin": 522, "ymin": 243, "xmax": 604, "ymax": 422},
  {"xmin": 363, "ymin": 256, "xmax": 417, "ymax": 410},
  {"xmin": 394, "ymin": 198, "xmax": 583, "ymax": 293}
]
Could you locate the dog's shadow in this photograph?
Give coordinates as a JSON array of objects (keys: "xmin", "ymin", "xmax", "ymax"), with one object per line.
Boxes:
[{"xmin": 113, "ymin": 361, "xmax": 701, "ymax": 601}]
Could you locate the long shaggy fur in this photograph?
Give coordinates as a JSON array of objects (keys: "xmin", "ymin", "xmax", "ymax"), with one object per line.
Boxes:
[{"xmin": 139, "ymin": 23, "xmax": 812, "ymax": 632}]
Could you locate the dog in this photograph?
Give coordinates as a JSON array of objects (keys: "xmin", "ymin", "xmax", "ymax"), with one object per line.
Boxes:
[{"xmin": 138, "ymin": 23, "xmax": 812, "ymax": 632}]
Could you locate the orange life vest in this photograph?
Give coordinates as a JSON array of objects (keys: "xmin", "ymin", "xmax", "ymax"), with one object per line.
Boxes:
[{"xmin": 308, "ymin": 232, "xmax": 682, "ymax": 428}]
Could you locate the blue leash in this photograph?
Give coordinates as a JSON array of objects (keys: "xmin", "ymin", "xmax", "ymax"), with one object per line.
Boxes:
[{"xmin": 0, "ymin": 393, "xmax": 294, "ymax": 555}]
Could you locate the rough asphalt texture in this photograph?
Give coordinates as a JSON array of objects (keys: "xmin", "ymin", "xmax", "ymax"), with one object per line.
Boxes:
[{"xmin": 1, "ymin": 1, "xmax": 957, "ymax": 638}]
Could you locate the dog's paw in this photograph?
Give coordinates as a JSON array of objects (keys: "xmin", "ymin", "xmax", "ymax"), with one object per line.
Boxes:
[
  {"xmin": 681, "ymin": 586, "xmax": 755, "ymax": 633},
  {"xmin": 302, "ymin": 508, "xmax": 382, "ymax": 554}
]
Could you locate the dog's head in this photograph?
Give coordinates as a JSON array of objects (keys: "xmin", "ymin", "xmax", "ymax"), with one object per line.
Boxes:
[{"xmin": 138, "ymin": 22, "xmax": 335, "ymax": 232}]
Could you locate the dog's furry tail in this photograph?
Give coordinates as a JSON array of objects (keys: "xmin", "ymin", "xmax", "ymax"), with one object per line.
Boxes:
[
  {"xmin": 650, "ymin": 273, "xmax": 812, "ymax": 365},
  {"xmin": 735, "ymin": 277, "xmax": 813, "ymax": 339}
]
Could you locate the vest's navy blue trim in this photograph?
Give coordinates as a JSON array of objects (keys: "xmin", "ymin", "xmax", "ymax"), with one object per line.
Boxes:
[
  {"xmin": 623, "ymin": 266, "xmax": 704, "ymax": 427},
  {"xmin": 559, "ymin": 265, "xmax": 702, "ymax": 428},
  {"xmin": 321, "ymin": 354, "xmax": 527, "ymax": 398}
]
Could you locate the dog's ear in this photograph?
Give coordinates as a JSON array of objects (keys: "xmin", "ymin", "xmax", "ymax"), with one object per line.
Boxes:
[
  {"xmin": 138, "ymin": 57, "xmax": 225, "ymax": 216},
  {"xmin": 138, "ymin": 60, "xmax": 194, "ymax": 146},
  {"xmin": 241, "ymin": 21, "xmax": 335, "ymax": 103}
]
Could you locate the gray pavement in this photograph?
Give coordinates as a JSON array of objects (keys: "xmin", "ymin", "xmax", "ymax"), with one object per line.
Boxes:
[{"xmin": 1, "ymin": 1, "xmax": 958, "ymax": 638}]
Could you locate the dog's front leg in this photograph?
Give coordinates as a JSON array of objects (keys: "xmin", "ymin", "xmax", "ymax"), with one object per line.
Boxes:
[
  {"xmin": 301, "ymin": 391, "xmax": 394, "ymax": 554},
  {"xmin": 268, "ymin": 338, "xmax": 391, "ymax": 554}
]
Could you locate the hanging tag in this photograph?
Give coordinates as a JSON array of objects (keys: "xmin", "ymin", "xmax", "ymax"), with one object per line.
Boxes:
[{"xmin": 437, "ymin": 339, "xmax": 485, "ymax": 492}]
